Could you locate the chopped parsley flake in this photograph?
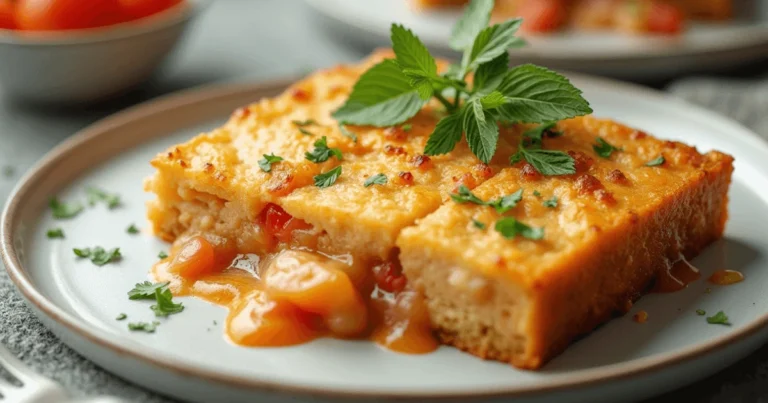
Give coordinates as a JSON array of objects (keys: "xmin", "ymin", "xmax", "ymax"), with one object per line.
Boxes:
[
  {"xmin": 151, "ymin": 288, "xmax": 184, "ymax": 317},
  {"xmin": 86, "ymin": 187, "xmax": 120, "ymax": 209},
  {"xmin": 116, "ymin": 313, "xmax": 127, "ymax": 321},
  {"xmin": 706, "ymin": 311, "xmax": 730, "ymax": 325},
  {"xmin": 46, "ymin": 228, "xmax": 65, "ymax": 239},
  {"xmin": 646, "ymin": 155, "xmax": 665, "ymax": 167},
  {"xmin": 451, "ymin": 185, "xmax": 522, "ymax": 214},
  {"xmin": 314, "ymin": 166, "xmax": 342, "ymax": 188},
  {"xmin": 291, "ymin": 119, "xmax": 318, "ymax": 127},
  {"xmin": 128, "ymin": 321, "xmax": 159, "ymax": 333},
  {"xmin": 696, "ymin": 309, "xmax": 706, "ymax": 316},
  {"xmin": 495, "ymin": 217, "xmax": 544, "ymax": 240},
  {"xmin": 258, "ymin": 153, "xmax": 284, "ymax": 173},
  {"xmin": 305, "ymin": 136, "xmax": 343, "ymax": 163},
  {"xmin": 593, "ymin": 137, "xmax": 622, "ymax": 159},
  {"xmin": 364, "ymin": 173, "xmax": 387, "ymax": 187},
  {"xmin": 158, "ymin": 251, "xmax": 168, "ymax": 260},
  {"xmin": 126, "ymin": 224, "xmax": 140, "ymax": 234},
  {"xmin": 298, "ymin": 127, "xmax": 314, "ymax": 136},
  {"xmin": 472, "ymin": 219, "xmax": 486, "ymax": 230},
  {"xmin": 533, "ymin": 190, "xmax": 541, "ymax": 197},
  {"xmin": 128, "ymin": 281, "xmax": 170, "ymax": 300},
  {"xmin": 542, "ymin": 196, "xmax": 558, "ymax": 208},
  {"xmin": 73, "ymin": 247, "xmax": 122, "ymax": 266},
  {"xmin": 339, "ymin": 124, "xmax": 358, "ymax": 142},
  {"xmin": 400, "ymin": 123, "xmax": 412, "ymax": 131},
  {"xmin": 50, "ymin": 198, "xmax": 83, "ymax": 219}
]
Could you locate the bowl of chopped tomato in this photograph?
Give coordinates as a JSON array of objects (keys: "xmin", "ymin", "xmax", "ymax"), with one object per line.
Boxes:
[{"xmin": 0, "ymin": 0, "xmax": 205, "ymax": 104}]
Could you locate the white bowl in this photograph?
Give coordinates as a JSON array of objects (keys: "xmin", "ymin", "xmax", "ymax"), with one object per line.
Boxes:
[{"xmin": 0, "ymin": 1, "xmax": 205, "ymax": 104}]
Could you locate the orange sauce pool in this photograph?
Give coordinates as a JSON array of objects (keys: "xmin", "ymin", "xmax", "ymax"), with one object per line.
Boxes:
[
  {"xmin": 652, "ymin": 257, "xmax": 701, "ymax": 293},
  {"xmin": 708, "ymin": 269, "xmax": 744, "ymax": 286},
  {"xmin": 153, "ymin": 235, "xmax": 438, "ymax": 354}
]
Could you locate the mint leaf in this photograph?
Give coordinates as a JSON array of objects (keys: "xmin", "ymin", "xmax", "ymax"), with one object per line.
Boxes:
[
  {"xmin": 495, "ymin": 217, "xmax": 544, "ymax": 240},
  {"xmin": 391, "ymin": 24, "xmax": 437, "ymax": 82},
  {"xmin": 463, "ymin": 100, "xmax": 498, "ymax": 163},
  {"xmin": 497, "ymin": 64, "xmax": 592, "ymax": 123},
  {"xmin": 472, "ymin": 219, "xmax": 486, "ymax": 230},
  {"xmin": 50, "ymin": 198, "xmax": 83, "ymax": 219},
  {"xmin": 488, "ymin": 189, "xmax": 523, "ymax": 214},
  {"xmin": 706, "ymin": 311, "xmax": 730, "ymax": 325},
  {"xmin": 474, "ymin": 53, "xmax": 509, "ymax": 94},
  {"xmin": 522, "ymin": 122, "xmax": 558, "ymax": 149},
  {"xmin": 332, "ymin": 59, "xmax": 427, "ymax": 126},
  {"xmin": 479, "ymin": 91, "xmax": 508, "ymax": 110},
  {"xmin": 520, "ymin": 149, "xmax": 575, "ymax": 176},
  {"xmin": 151, "ymin": 288, "xmax": 184, "ymax": 317},
  {"xmin": 258, "ymin": 153, "xmax": 284, "ymax": 172},
  {"xmin": 339, "ymin": 124, "xmax": 358, "ymax": 142},
  {"xmin": 593, "ymin": 137, "xmax": 622, "ymax": 159},
  {"xmin": 86, "ymin": 187, "xmax": 120, "ymax": 209},
  {"xmin": 47, "ymin": 228, "xmax": 65, "ymax": 239},
  {"xmin": 543, "ymin": 196, "xmax": 558, "ymax": 208},
  {"xmin": 464, "ymin": 19, "xmax": 524, "ymax": 73},
  {"xmin": 128, "ymin": 281, "xmax": 170, "ymax": 300},
  {"xmin": 424, "ymin": 113, "xmax": 463, "ymax": 156},
  {"xmin": 646, "ymin": 155, "xmax": 665, "ymax": 167},
  {"xmin": 364, "ymin": 173, "xmax": 387, "ymax": 187},
  {"xmin": 305, "ymin": 136, "xmax": 342, "ymax": 163},
  {"xmin": 314, "ymin": 166, "xmax": 342, "ymax": 188},
  {"xmin": 449, "ymin": 0, "xmax": 494, "ymax": 51}
]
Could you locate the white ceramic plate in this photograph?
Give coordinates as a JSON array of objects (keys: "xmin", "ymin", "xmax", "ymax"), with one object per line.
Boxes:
[
  {"xmin": 304, "ymin": 0, "xmax": 768, "ymax": 80},
  {"xmin": 4, "ymin": 76, "xmax": 768, "ymax": 403}
]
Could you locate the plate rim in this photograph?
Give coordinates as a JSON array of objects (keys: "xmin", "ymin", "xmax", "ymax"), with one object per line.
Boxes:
[
  {"xmin": 3, "ymin": 74, "xmax": 768, "ymax": 399},
  {"xmin": 303, "ymin": 0, "xmax": 768, "ymax": 62}
]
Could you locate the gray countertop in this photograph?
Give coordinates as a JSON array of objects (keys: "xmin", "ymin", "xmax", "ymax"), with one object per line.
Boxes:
[{"xmin": 2, "ymin": 1, "xmax": 768, "ymax": 402}]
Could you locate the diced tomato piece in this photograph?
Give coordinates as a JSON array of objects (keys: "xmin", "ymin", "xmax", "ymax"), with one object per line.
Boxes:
[
  {"xmin": 517, "ymin": 0, "xmax": 567, "ymax": 33},
  {"xmin": 168, "ymin": 236, "xmax": 216, "ymax": 279},
  {"xmin": 647, "ymin": 1, "xmax": 683, "ymax": 34},
  {"xmin": 373, "ymin": 260, "xmax": 407, "ymax": 294},
  {"xmin": 258, "ymin": 203, "xmax": 312, "ymax": 245},
  {"xmin": 0, "ymin": 0, "xmax": 15, "ymax": 29}
]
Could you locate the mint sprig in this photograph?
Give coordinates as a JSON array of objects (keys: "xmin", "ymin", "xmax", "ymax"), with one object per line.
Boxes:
[{"xmin": 332, "ymin": 0, "xmax": 592, "ymax": 164}]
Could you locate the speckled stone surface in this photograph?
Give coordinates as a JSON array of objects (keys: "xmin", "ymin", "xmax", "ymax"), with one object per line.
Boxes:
[{"xmin": 1, "ymin": 1, "xmax": 767, "ymax": 402}]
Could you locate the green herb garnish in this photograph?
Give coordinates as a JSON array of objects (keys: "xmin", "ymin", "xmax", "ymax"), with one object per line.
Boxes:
[
  {"xmin": 258, "ymin": 153, "xmax": 284, "ymax": 173},
  {"xmin": 646, "ymin": 155, "xmax": 665, "ymax": 167},
  {"xmin": 314, "ymin": 166, "xmax": 342, "ymax": 188},
  {"xmin": 128, "ymin": 321, "xmax": 159, "ymax": 333},
  {"xmin": 116, "ymin": 313, "xmax": 127, "ymax": 321},
  {"xmin": 339, "ymin": 124, "xmax": 358, "ymax": 142},
  {"xmin": 298, "ymin": 128, "xmax": 314, "ymax": 136},
  {"xmin": 292, "ymin": 119, "xmax": 318, "ymax": 127},
  {"xmin": 451, "ymin": 185, "xmax": 522, "ymax": 213},
  {"xmin": 86, "ymin": 187, "xmax": 120, "ymax": 209},
  {"xmin": 533, "ymin": 190, "xmax": 541, "ymax": 197},
  {"xmin": 50, "ymin": 198, "xmax": 83, "ymax": 219},
  {"xmin": 73, "ymin": 247, "xmax": 121, "ymax": 266},
  {"xmin": 706, "ymin": 311, "xmax": 730, "ymax": 326},
  {"xmin": 495, "ymin": 217, "xmax": 544, "ymax": 240},
  {"xmin": 151, "ymin": 288, "xmax": 184, "ymax": 317},
  {"xmin": 509, "ymin": 124, "xmax": 576, "ymax": 175},
  {"xmin": 46, "ymin": 228, "xmax": 65, "ymax": 239},
  {"xmin": 128, "ymin": 281, "xmax": 170, "ymax": 300},
  {"xmin": 400, "ymin": 123, "xmax": 413, "ymax": 131},
  {"xmin": 332, "ymin": 0, "xmax": 591, "ymax": 164},
  {"xmin": 364, "ymin": 173, "xmax": 388, "ymax": 187},
  {"xmin": 305, "ymin": 136, "xmax": 343, "ymax": 163},
  {"xmin": 158, "ymin": 251, "xmax": 168, "ymax": 260},
  {"xmin": 593, "ymin": 138, "xmax": 622, "ymax": 159},
  {"xmin": 126, "ymin": 224, "xmax": 140, "ymax": 234},
  {"xmin": 472, "ymin": 219, "xmax": 486, "ymax": 229},
  {"xmin": 542, "ymin": 196, "xmax": 558, "ymax": 208},
  {"xmin": 696, "ymin": 309, "xmax": 706, "ymax": 316}
]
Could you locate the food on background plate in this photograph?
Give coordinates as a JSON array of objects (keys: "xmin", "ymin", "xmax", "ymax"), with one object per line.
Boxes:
[
  {"xmin": 1, "ymin": 0, "xmax": 183, "ymax": 31},
  {"xmin": 410, "ymin": 0, "xmax": 733, "ymax": 35},
  {"xmin": 144, "ymin": 0, "xmax": 733, "ymax": 369}
]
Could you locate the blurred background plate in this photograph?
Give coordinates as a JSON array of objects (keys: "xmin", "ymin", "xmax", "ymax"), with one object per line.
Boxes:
[{"xmin": 304, "ymin": 0, "xmax": 768, "ymax": 81}]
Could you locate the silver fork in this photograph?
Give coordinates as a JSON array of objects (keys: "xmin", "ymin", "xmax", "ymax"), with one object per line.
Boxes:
[{"xmin": 0, "ymin": 344, "xmax": 128, "ymax": 403}]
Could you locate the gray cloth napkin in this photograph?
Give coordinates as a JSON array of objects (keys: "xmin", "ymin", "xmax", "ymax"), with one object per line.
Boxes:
[{"xmin": 1, "ymin": 77, "xmax": 768, "ymax": 403}]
